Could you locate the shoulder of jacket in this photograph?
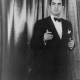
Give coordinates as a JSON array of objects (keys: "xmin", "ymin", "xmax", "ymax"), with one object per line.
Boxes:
[
  {"xmin": 62, "ymin": 18, "xmax": 72, "ymax": 24},
  {"xmin": 62, "ymin": 18, "xmax": 72, "ymax": 31},
  {"xmin": 35, "ymin": 17, "xmax": 49, "ymax": 24}
]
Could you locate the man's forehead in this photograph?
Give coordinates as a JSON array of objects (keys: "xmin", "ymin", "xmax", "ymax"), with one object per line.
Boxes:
[{"xmin": 51, "ymin": 0, "xmax": 62, "ymax": 3}]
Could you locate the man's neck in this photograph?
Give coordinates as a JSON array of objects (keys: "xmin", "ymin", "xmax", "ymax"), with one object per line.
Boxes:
[{"xmin": 51, "ymin": 14, "xmax": 60, "ymax": 18}]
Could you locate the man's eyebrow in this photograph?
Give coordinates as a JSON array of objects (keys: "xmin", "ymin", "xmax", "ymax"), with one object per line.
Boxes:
[
  {"xmin": 52, "ymin": 2, "xmax": 61, "ymax": 4},
  {"xmin": 58, "ymin": 3, "xmax": 61, "ymax": 4},
  {"xmin": 52, "ymin": 2, "xmax": 56, "ymax": 4}
]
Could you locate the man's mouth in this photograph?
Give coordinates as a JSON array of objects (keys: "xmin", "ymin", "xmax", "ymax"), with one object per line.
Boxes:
[{"xmin": 54, "ymin": 10, "xmax": 58, "ymax": 11}]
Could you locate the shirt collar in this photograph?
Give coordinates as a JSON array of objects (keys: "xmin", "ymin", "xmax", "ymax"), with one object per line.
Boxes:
[
  {"xmin": 50, "ymin": 14, "xmax": 61, "ymax": 22},
  {"xmin": 50, "ymin": 15, "xmax": 55, "ymax": 22}
]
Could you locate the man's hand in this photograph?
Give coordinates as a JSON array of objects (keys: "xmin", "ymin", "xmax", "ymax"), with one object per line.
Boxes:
[
  {"xmin": 43, "ymin": 29, "xmax": 53, "ymax": 45},
  {"xmin": 68, "ymin": 38, "xmax": 75, "ymax": 50}
]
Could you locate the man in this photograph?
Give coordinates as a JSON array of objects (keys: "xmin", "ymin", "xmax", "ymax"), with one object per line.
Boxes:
[{"xmin": 28, "ymin": 0, "xmax": 75, "ymax": 80}]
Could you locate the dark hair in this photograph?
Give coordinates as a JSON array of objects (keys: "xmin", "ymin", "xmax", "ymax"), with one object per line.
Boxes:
[{"xmin": 49, "ymin": 0, "xmax": 65, "ymax": 6}]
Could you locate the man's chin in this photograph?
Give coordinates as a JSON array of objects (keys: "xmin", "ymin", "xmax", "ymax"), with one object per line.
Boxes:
[{"xmin": 53, "ymin": 13, "xmax": 60, "ymax": 16}]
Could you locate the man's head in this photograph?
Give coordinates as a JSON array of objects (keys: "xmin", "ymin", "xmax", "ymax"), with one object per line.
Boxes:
[
  {"xmin": 49, "ymin": 0, "xmax": 65, "ymax": 6},
  {"xmin": 49, "ymin": 0, "xmax": 64, "ymax": 17}
]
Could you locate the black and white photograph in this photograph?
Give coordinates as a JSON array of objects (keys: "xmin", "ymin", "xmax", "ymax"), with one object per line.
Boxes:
[{"xmin": 0, "ymin": 0, "xmax": 80, "ymax": 80}]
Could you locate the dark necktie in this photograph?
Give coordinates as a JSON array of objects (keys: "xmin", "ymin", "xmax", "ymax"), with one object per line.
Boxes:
[{"xmin": 54, "ymin": 17, "xmax": 62, "ymax": 22}]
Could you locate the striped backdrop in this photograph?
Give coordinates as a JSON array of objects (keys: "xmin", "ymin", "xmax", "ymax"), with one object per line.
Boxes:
[{"xmin": 1, "ymin": 0, "xmax": 80, "ymax": 80}]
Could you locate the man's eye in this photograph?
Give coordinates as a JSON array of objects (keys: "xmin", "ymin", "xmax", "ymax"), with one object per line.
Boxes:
[
  {"xmin": 52, "ymin": 3, "xmax": 55, "ymax": 5},
  {"xmin": 58, "ymin": 3, "xmax": 61, "ymax": 6}
]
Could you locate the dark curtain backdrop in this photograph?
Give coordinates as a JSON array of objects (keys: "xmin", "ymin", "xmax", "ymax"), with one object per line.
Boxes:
[
  {"xmin": 0, "ymin": 0, "xmax": 2, "ymax": 80},
  {"xmin": 0, "ymin": 0, "xmax": 80, "ymax": 80}
]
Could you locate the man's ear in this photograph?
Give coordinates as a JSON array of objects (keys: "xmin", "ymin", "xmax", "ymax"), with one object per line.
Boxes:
[
  {"xmin": 62, "ymin": 6, "xmax": 64, "ymax": 10},
  {"xmin": 48, "ymin": 6, "xmax": 51, "ymax": 15},
  {"xmin": 49, "ymin": 5, "xmax": 50, "ymax": 9},
  {"xmin": 49, "ymin": 5, "xmax": 51, "ymax": 11}
]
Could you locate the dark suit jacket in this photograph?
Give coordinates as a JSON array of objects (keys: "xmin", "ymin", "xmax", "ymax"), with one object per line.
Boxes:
[{"xmin": 29, "ymin": 16, "xmax": 73, "ymax": 80}]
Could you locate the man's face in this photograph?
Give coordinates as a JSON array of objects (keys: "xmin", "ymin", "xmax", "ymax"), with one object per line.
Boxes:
[{"xmin": 49, "ymin": 0, "xmax": 64, "ymax": 17}]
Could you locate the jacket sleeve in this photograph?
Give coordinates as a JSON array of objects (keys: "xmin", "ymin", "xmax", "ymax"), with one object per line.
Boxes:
[
  {"xmin": 68, "ymin": 21, "xmax": 75, "ymax": 50},
  {"xmin": 68, "ymin": 21, "xmax": 73, "ymax": 39},
  {"xmin": 30, "ymin": 21, "xmax": 45, "ymax": 50}
]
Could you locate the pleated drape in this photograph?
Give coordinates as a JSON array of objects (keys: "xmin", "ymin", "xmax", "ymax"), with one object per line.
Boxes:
[
  {"xmin": 1, "ymin": 0, "xmax": 80, "ymax": 80},
  {"xmin": 0, "ymin": 0, "xmax": 2, "ymax": 80},
  {"xmin": 67, "ymin": 0, "xmax": 80, "ymax": 80}
]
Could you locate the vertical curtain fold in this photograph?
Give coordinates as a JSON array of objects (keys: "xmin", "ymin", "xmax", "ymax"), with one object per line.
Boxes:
[
  {"xmin": 0, "ymin": 0, "xmax": 2, "ymax": 80},
  {"xmin": 1, "ymin": 0, "xmax": 80, "ymax": 80},
  {"xmin": 68, "ymin": 0, "xmax": 80, "ymax": 80},
  {"xmin": 1, "ymin": 0, "xmax": 8, "ymax": 80}
]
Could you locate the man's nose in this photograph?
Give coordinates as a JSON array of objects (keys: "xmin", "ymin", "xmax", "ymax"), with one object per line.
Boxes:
[{"xmin": 55, "ymin": 4, "xmax": 58, "ymax": 9}]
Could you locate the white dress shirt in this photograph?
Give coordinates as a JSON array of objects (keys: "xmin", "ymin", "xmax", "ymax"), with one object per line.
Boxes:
[{"xmin": 50, "ymin": 15, "xmax": 62, "ymax": 39}]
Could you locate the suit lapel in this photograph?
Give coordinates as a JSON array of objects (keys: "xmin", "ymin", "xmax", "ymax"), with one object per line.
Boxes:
[
  {"xmin": 61, "ymin": 19, "xmax": 69, "ymax": 40},
  {"xmin": 61, "ymin": 19, "xmax": 64, "ymax": 39},
  {"xmin": 47, "ymin": 16, "xmax": 56, "ymax": 32},
  {"xmin": 47, "ymin": 16, "xmax": 62, "ymax": 40}
]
